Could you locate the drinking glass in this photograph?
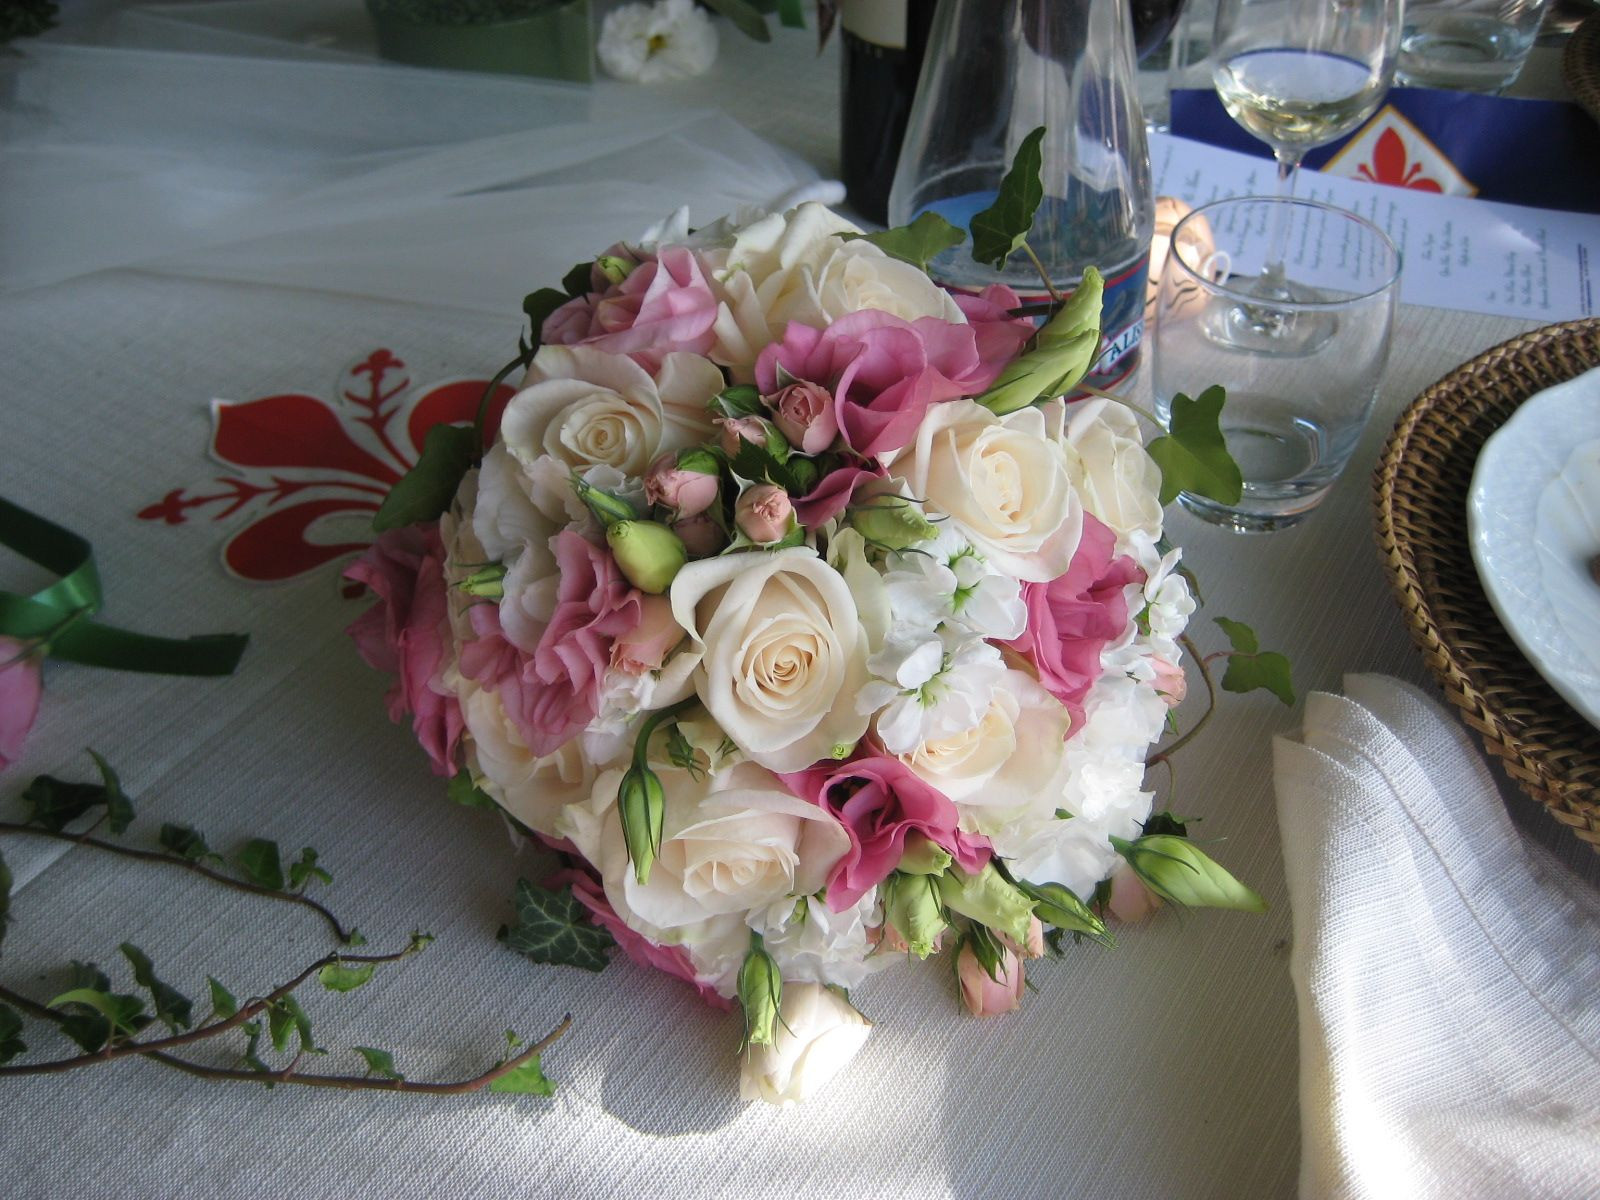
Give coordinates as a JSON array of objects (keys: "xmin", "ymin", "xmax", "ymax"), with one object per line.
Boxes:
[
  {"xmin": 1152, "ymin": 196, "xmax": 1401, "ymax": 532},
  {"xmin": 1210, "ymin": 0, "xmax": 1401, "ymax": 313},
  {"xmin": 1395, "ymin": 0, "xmax": 1555, "ymax": 92}
]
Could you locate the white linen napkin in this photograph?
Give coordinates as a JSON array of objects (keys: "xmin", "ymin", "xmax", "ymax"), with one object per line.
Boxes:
[{"xmin": 1273, "ymin": 674, "xmax": 1600, "ymax": 1199}]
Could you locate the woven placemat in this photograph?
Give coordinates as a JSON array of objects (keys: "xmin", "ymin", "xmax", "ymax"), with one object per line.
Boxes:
[
  {"xmin": 1374, "ymin": 318, "xmax": 1600, "ymax": 853},
  {"xmin": 1568, "ymin": 9, "xmax": 1600, "ymax": 127}
]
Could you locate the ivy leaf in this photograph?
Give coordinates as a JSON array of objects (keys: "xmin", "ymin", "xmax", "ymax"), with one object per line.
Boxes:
[
  {"xmin": 560, "ymin": 261, "xmax": 593, "ymax": 298},
  {"xmin": 1215, "ymin": 617, "xmax": 1296, "ymax": 706},
  {"xmin": 699, "ymin": 0, "xmax": 771, "ymax": 42},
  {"xmin": 775, "ymin": 0, "xmax": 806, "ymax": 27},
  {"xmin": 499, "ymin": 879, "xmax": 615, "ymax": 973},
  {"xmin": 849, "ymin": 212, "xmax": 966, "ymax": 271},
  {"xmin": 448, "ymin": 770, "xmax": 497, "ymax": 809},
  {"xmin": 354, "ymin": 1046, "xmax": 404, "ymax": 1081},
  {"xmin": 488, "ymin": 1055, "xmax": 556, "ymax": 1096},
  {"xmin": 84, "ymin": 750, "xmax": 135, "ymax": 834},
  {"xmin": 48, "ymin": 988, "xmax": 149, "ymax": 1045},
  {"xmin": 267, "ymin": 995, "xmax": 316, "ymax": 1055},
  {"xmin": 969, "ymin": 125, "xmax": 1047, "ymax": 269},
  {"xmin": 371, "ymin": 423, "xmax": 477, "ymax": 533},
  {"xmin": 241, "ymin": 1020, "xmax": 272, "ymax": 1078},
  {"xmin": 522, "ymin": 287, "xmax": 569, "ymax": 332},
  {"xmin": 318, "ymin": 962, "xmax": 375, "ymax": 993},
  {"xmin": 1141, "ymin": 810, "xmax": 1190, "ymax": 838},
  {"xmin": 119, "ymin": 943, "xmax": 192, "ymax": 1032},
  {"xmin": 19, "ymin": 775, "xmax": 105, "ymax": 832},
  {"xmin": 1146, "ymin": 386, "xmax": 1243, "ymax": 506},
  {"xmin": 207, "ymin": 977, "xmax": 238, "ymax": 1021},
  {"xmin": 158, "ymin": 823, "xmax": 222, "ymax": 865},
  {"xmin": 235, "ymin": 838, "xmax": 285, "ymax": 891},
  {"xmin": 287, "ymin": 847, "xmax": 332, "ymax": 892},
  {"xmin": 0, "ymin": 847, "xmax": 10, "ymax": 954},
  {"xmin": 0, "ymin": 1004, "xmax": 24, "ymax": 1064}
]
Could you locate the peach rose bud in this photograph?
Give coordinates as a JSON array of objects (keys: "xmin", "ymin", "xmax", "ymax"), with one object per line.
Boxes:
[
  {"xmin": 644, "ymin": 448, "xmax": 721, "ymax": 518},
  {"xmin": 671, "ymin": 512, "xmax": 727, "ymax": 559},
  {"xmin": 957, "ymin": 940, "xmax": 1025, "ymax": 1017},
  {"xmin": 735, "ymin": 484, "xmax": 793, "ymax": 545},
  {"xmin": 764, "ymin": 380, "xmax": 838, "ymax": 455},
  {"xmin": 1106, "ymin": 862, "xmax": 1163, "ymax": 924},
  {"xmin": 1151, "ymin": 657, "xmax": 1187, "ymax": 708},
  {"xmin": 612, "ymin": 594, "xmax": 686, "ymax": 675}
]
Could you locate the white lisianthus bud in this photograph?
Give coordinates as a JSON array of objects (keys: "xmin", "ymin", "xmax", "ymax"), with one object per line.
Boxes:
[{"xmin": 739, "ymin": 983, "xmax": 872, "ymax": 1107}]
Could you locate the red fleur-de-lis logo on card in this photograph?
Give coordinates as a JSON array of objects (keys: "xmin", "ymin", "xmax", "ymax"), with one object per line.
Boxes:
[
  {"xmin": 1356, "ymin": 128, "xmax": 1444, "ymax": 192},
  {"xmin": 140, "ymin": 349, "xmax": 514, "ymax": 586}
]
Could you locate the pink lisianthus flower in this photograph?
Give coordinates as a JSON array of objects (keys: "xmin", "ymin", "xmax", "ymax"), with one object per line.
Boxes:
[
  {"xmin": 541, "ymin": 246, "xmax": 718, "ymax": 368},
  {"xmin": 547, "ymin": 868, "xmax": 734, "ymax": 1010},
  {"xmin": 791, "ymin": 461, "xmax": 887, "ymax": 529},
  {"xmin": 754, "ymin": 310, "xmax": 997, "ymax": 457},
  {"xmin": 780, "ymin": 756, "xmax": 990, "ymax": 911},
  {"xmin": 0, "ymin": 637, "xmax": 43, "ymax": 771},
  {"xmin": 1002, "ymin": 513, "xmax": 1143, "ymax": 733},
  {"xmin": 951, "ymin": 284, "xmax": 1037, "ymax": 387},
  {"xmin": 344, "ymin": 526, "xmax": 464, "ymax": 776},
  {"xmin": 468, "ymin": 531, "xmax": 643, "ymax": 758}
]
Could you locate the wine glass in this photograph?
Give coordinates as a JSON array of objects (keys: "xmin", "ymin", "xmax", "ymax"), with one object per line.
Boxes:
[{"xmin": 1209, "ymin": 0, "xmax": 1400, "ymax": 333}]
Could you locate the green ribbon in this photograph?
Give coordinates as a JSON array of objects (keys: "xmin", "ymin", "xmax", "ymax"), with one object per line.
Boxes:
[{"xmin": 0, "ymin": 497, "xmax": 247, "ymax": 676}]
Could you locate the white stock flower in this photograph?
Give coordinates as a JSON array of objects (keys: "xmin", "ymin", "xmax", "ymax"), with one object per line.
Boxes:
[
  {"xmin": 889, "ymin": 399, "xmax": 1083, "ymax": 583},
  {"xmin": 739, "ymin": 982, "xmax": 872, "ymax": 1107},
  {"xmin": 857, "ymin": 629, "xmax": 1007, "ymax": 755},
  {"xmin": 668, "ymin": 548, "xmax": 872, "ymax": 772},
  {"xmin": 754, "ymin": 890, "xmax": 890, "ymax": 991},
  {"xmin": 702, "ymin": 202, "xmax": 965, "ymax": 372},
  {"xmin": 1062, "ymin": 398, "xmax": 1165, "ymax": 544},
  {"xmin": 597, "ymin": 0, "xmax": 718, "ymax": 84},
  {"xmin": 881, "ymin": 529, "xmax": 1026, "ymax": 641}
]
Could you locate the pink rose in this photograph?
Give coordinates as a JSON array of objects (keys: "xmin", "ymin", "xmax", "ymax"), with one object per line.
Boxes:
[
  {"xmin": 951, "ymin": 284, "xmax": 1036, "ymax": 389},
  {"xmin": 0, "ymin": 638, "xmax": 43, "ymax": 771},
  {"xmin": 1002, "ymin": 513, "xmax": 1143, "ymax": 734},
  {"xmin": 343, "ymin": 526, "xmax": 463, "ymax": 776},
  {"xmin": 548, "ymin": 868, "xmax": 733, "ymax": 1011},
  {"xmin": 791, "ymin": 462, "xmax": 887, "ymax": 529},
  {"xmin": 957, "ymin": 940, "xmax": 1025, "ymax": 1016},
  {"xmin": 734, "ymin": 483, "xmax": 793, "ymax": 544},
  {"xmin": 644, "ymin": 450, "xmax": 720, "ymax": 518},
  {"xmin": 1151, "ymin": 657, "xmax": 1187, "ymax": 707},
  {"xmin": 717, "ymin": 415, "xmax": 778, "ymax": 457},
  {"xmin": 671, "ymin": 512, "xmax": 728, "ymax": 559},
  {"xmin": 781, "ymin": 756, "xmax": 990, "ymax": 911},
  {"xmin": 611, "ymin": 594, "xmax": 684, "ymax": 675},
  {"xmin": 1107, "ymin": 863, "xmax": 1162, "ymax": 923},
  {"xmin": 754, "ymin": 310, "xmax": 997, "ymax": 457},
  {"xmin": 764, "ymin": 380, "xmax": 839, "ymax": 455},
  {"xmin": 541, "ymin": 246, "xmax": 717, "ymax": 369}
]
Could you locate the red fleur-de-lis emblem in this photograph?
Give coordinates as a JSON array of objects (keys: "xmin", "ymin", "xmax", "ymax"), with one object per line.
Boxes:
[
  {"xmin": 1356, "ymin": 128, "xmax": 1445, "ymax": 193},
  {"xmin": 140, "ymin": 349, "xmax": 514, "ymax": 586}
]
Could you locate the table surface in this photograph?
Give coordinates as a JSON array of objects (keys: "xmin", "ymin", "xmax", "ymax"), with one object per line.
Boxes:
[{"xmin": 1, "ymin": 5, "xmax": 1596, "ymax": 1199}]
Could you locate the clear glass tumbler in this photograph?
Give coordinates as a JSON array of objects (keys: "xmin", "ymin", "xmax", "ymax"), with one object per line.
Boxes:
[{"xmin": 1152, "ymin": 195, "xmax": 1401, "ymax": 532}]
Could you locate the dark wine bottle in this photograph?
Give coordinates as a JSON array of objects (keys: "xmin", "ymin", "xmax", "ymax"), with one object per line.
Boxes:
[{"xmin": 838, "ymin": 0, "xmax": 937, "ymax": 225}]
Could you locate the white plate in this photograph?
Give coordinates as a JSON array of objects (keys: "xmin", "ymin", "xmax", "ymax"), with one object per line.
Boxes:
[{"xmin": 1467, "ymin": 365, "xmax": 1600, "ymax": 730}]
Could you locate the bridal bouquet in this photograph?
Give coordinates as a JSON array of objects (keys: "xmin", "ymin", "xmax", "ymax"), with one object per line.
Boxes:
[{"xmin": 345, "ymin": 192, "xmax": 1264, "ymax": 1106}]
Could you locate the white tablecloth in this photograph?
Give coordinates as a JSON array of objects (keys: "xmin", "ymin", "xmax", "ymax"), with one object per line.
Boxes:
[{"xmin": 1, "ymin": 4, "xmax": 1593, "ymax": 1197}]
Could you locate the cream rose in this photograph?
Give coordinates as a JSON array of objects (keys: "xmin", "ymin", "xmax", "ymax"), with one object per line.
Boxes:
[
  {"xmin": 1063, "ymin": 398, "xmax": 1164, "ymax": 543},
  {"xmin": 889, "ymin": 399, "xmax": 1083, "ymax": 583},
  {"xmin": 705, "ymin": 202, "xmax": 964, "ymax": 372},
  {"xmin": 499, "ymin": 344, "xmax": 720, "ymax": 482},
  {"xmin": 897, "ymin": 669, "xmax": 1070, "ymax": 815},
  {"xmin": 739, "ymin": 982, "xmax": 872, "ymax": 1107},
  {"xmin": 669, "ymin": 548, "xmax": 873, "ymax": 772},
  {"xmin": 456, "ymin": 679, "xmax": 598, "ymax": 838}
]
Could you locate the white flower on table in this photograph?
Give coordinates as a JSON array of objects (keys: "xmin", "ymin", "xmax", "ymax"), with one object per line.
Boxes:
[{"xmin": 597, "ymin": 0, "xmax": 719, "ymax": 84}]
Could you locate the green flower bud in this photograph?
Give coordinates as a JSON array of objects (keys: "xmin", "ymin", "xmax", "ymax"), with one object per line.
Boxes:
[
  {"xmin": 737, "ymin": 934, "xmax": 783, "ymax": 1048},
  {"xmin": 618, "ymin": 764, "xmax": 665, "ymax": 885},
  {"xmin": 1109, "ymin": 834, "xmax": 1267, "ymax": 912},
  {"xmin": 675, "ymin": 446, "xmax": 722, "ymax": 477},
  {"xmin": 896, "ymin": 833, "xmax": 953, "ymax": 877},
  {"xmin": 594, "ymin": 254, "xmax": 634, "ymax": 285},
  {"xmin": 785, "ymin": 455, "xmax": 820, "ymax": 495},
  {"xmin": 936, "ymin": 863, "xmax": 1036, "ymax": 947},
  {"xmin": 883, "ymin": 872, "xmax": 948, "ymax": 959},
  {"xmin": 458, "ymin": 563, "xmax": 507, "ymax": 600},
  {"xmin": 571, "ymin": 474, "xmax": 638, "ymax": 528},
  {"xmin": 848, "ymin": 494, "xmax": 938, "ymax": 550},
  {"xmin": 1019, "ymin": 879, "xmax": 1112, "ymax": 947},
  {"xmin": 606, "ymin": 520, "xmax": 687, "ymax": 594},
  {"xmin": 978, "ymin": 266, "xmax": 1105, "ymax": 415}
]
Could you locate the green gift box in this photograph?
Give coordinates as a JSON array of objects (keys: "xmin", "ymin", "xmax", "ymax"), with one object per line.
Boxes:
[{"xmin": 366, "ymin": 0, "xmax": 593, "ymax": 83}]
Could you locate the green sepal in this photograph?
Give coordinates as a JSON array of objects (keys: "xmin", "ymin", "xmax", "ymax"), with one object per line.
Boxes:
[
  {"xmin": 847, "ymin": 211, "xmax": 966, "ymax": 271},
  {"xmin": 1018, "ymin": 880, "xmax": 1114, "ymax": 948},
  {"xmin": 936, "ymin": 863, "xmax": 1035, "ymax": 947},
  {"xmin": 618, "ymin": 763, "xmax": 667, "ymax": 883},
  {"xmin": 962, "ymin": 923, "xmax": 1009, "ymax": 983},
  {"xmin": 354, "ymin": 1046, "xmax": 405, "ymax": 1081},
  {"xmin": 448, "ymin": 769, "xmax": 498, "ymax": 809},
  {"xmin": 119, "ymin": 943, "xmax": 192, "ymax": 1032},
  {"xmin": 571, "ymin": 474, "xmax": 639, "ymax": 528},
  {"xmin": 969, "ymin": 125, "xmax": 1047, "ymax": 269},
  {"xmin": 737, "ymin": 933, "xmax": 783, "ymax": 1049},
  {"xmin": 882, "ymin": 872, "xmax": 948, "ymax": 959},
  {"xmin": 1146, "ymin": 386, "xmax": 1244, "ymax": 506},
  {"xmin": 372, "ymin": 423, "xmax": 477, "ymax": 532},
  {"xmin": 0, "ymin": 1004, "xmax": 25, "ymax": 1065},
  {"xmin": 699, "ymin": 0, "xmax": 771, "ymax": 42},
  {"xmin": 499, "ymin": 879, "xmax": 615, "ymax": 973},
  {"xmin": 318, "ymin": 961, "xmax": 375, "ymax": 993},
  {"xmin": 1109, "ymin": 834, "xmax": 1267, "ymax": 913},
  {"xmin": 488, "ymin": 1055, "xmax": 556, "ymax": 1095},
  {"xmin": 896, "ymin": 834, "xmax": 952, "ymax": 877},
  {"xmin": 1214, "ymin": 617, "xmax": 1296, "ymax": 706},
  {"xmin": 594, "ymin": 255, "xmax": 633, "ymax": 286},
  {"xmin": 710, "ymin": 384, "xmax": 763, "ymax": 419},
  {"xmin": 458, "ymin": 563, "xmax": 507, "ymax": 600},
  {"xmin": 235, "ymin": 838, "xmax": 285, "ymax": 891}
]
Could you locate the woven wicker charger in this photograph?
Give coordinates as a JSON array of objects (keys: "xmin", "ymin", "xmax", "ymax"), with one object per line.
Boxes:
[
  {"xmin": 1566, "ymin": 9, "xmax": 1600, "ymax": 127},
  {"xmin": 1375, "ymin": 318, "xmax": 1600, "ymax": 853}
]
